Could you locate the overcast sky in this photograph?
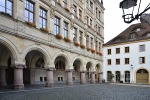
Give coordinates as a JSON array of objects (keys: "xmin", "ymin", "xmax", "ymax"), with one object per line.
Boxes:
[{"xmin": 103, "ymin": 0, "xmax": 150, "ymax": 43}]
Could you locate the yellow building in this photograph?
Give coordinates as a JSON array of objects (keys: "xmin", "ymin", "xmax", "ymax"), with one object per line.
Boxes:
[{"xmin": 0, "ymin": 0, "xmax": 104, "ymax": 90}]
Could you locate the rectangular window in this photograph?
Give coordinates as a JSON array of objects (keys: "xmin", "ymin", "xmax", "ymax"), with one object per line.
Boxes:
[
  {"xmin": 90, "ymin": 1, "xmax": 93, "ymax": 10},
  {"xmin": 73, "ymin": 77, "xmax": 75, "ymax": 80},
  {"xmin": 0, "ymin": 0, "xmax": 13, "ymax": 16},
  {"xmin": 125, "ymin": 47, "xmax": 129, "ymax": 53},
  {"xmin": 25, "ymin": 0, "xmax": 34, "ymax": 23},
  {"xmin": 62, "ymin": 0, "xmax": 67, "ymax": 8},
  {"xmin": 73, "ymin": 27, "xmax": 77, "ymax": 42},
  {"xmin": 116, "ymin": 48, "xmax": 120, "ymax": 54},
  {"xmin": 44, "ymin": 77, "xmax": 47, "ymax": 81},
  {"xmin": 95, "ymin": 41, "xmax": 98, "ymax": 51},
  {"xmin": 99, "ymin": 11, "xmax": 101, "ymax": 19},
  {"xmin": 86, "ymin": 0, "xmax": 88, "ymax": 8},
  {"xmin": 61, "ymin": 77, "xmax": 63, "ymax": 81},
  {"xmin": 86, "ymin": 35, "xmax": 89, "ymax": 47},
  {"xmin": 116, "ymin": 59, "xmax": 120, "ymax": 65},
  {"xmin": 58, "ymin": 77, "xmax": 60, "ymax": 81},
  {"xmin": 39, "ymin": 7, "xmax": 47, "ymax": 28},
  {"xmin": 79, "ymin": 9, "xmax": 82, "ymax": 20},
  {"xmin": 107, "ymin": 59, "xmax": 111, "ymax": 65},
  {"xmin": 91, "ymin": 37, "xmax": 93, "ymax": 48},
  {"xmin": 139, "ymin": 45, "xmax": 145, "ymax": 52},
  {"xmin": 140, "ymin": 57, "xmax": 145, "ymax": 64},
  {"xmin": 96, "ymin": 7, "xmax": 98, "ymax": 17},
  {"xmin": 63, "ymin": 21, "xmax": 68, "ymax": 37},
  {"xmin": 99, "ymin": 42, "xmax": 101, "ymax": 52},
  {"xmin": 125, "ymin": 58, "xmax": 129, "ymax": 64},
  {"xmin": 87, "ymin": 16, "xmax": 89, "ymax": 25},
  {"xmin": 90, "ymin": 19, "xmax": 92, "ymax": 27},
  {"xmin": 107, "ymin": 49, "xmax": 111, "ymax": 55},
  {"xmin": 79, "ymin": 31, "xmax": 83, "ymax": 44},
  {"xmin": 40, "ymin": 77, "xmax": 43, "ymax": 82},
  {"xmin": 73, "ymin": 5, "xmax": 77, "ymax": 16},
  {"xmin": 54, "ymin": 16, "xmax": 60, "ymax": 35}
]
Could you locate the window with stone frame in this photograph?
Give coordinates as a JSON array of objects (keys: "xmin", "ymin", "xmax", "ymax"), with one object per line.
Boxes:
[
  {"xmin": 90, "ymin": 19, "xmax": 92, "ymax": 27},
  {"xmin": 99, "ymin": 42, "xmax": 101, "ymax": 52},
  {"xmin": 125, "ymin": 58, "xmax": 129, "ymax": 64},
  {"xmin": 36, "ymin": 57, "xmax": 45, "ymax": 68},
  {"xmin": 96, "ymin": 7, "xmax": 98, "ymax": 18},
  {"xmin": 91, "ymin": 37, "xmax": 93, "ymax": 48},
  {"xmin": 39, "ymin": 7, "xmax": 47, "ymax": 28},
  {"xmin": 139, "ymin": 57, "xmax": 145, "ymax": 64},
  {"xmin": 107, "ymin": 49, "xmax": 111, "ymax": 55},
  {"xmin": 107, "ymin": 59, "xmax": 111, "ymax": 65},
  {"xmin": 24, "ymin": 0, "xmax": 34, "ymax": 23},
  {"xmin": 125, "ymin": 47, "xmax": 129, "ymax": 53},
  {"xmin": 99, "ymin": 11, "xmax": 101, "ymax": 19},
  {"xmin": 54, "ymin": 16, "xmax": 60, "ymax": 35},
  {"xmin": 86, "ymin": 0, "xmax": 88, "ymax": 8},
  {"xmin": 79, "ymin": 9, "xmax": 82, "ymax": 20},
  {"xmin": 73, "ymin": 27, "xmax": 77, "ymax": 42},
  {"xmin": 73, "ymin": 4, "xmax": 77, "ymax": 16},
  {"xmin": 116, "ymin": 59, "xmax": 120, "ymax": 65},
  {"xmin": 63, "ymin": 21, "xmax": 68, "ymax": 37},
  {"xmin": 139, "ymin": 44, "xmax": 145, "ymax": 52},
  {"xmin": 79, "ymin": 31, "xmax": 83, "ymax": 44},
  {"xmin": 0, "ymin": 0, "xmax": 13, "ymax": 16},
  {"xmin": 62, "ymin": 0, "xmax": 67, "ymax": 8},
  {"xmin": 90, "ymin": 1, "xmax": 93, "ymax": 11},
  {"xmin": 95, "ymin": 41, "xmax": 98, "ymax": 51},
  {"xmin": 86, "ymin": 35, "xmax": 89, "ymax": 47},
  {"xmin": 87, "ymin": 16, "xmax": 89, "ymax": 25},
  {"xmin": 116, "ymin": 48, "xmax": 120, "ymax": 54}
]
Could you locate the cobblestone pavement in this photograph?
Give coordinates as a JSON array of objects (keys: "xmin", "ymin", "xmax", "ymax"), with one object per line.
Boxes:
[{"xmin": 0, "ymin": 84, "xmax": 150, "ymax": 100}]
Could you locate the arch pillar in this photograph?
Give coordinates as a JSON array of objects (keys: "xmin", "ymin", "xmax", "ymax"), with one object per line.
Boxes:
[
  {"xmin": 98, "ymin": 72, "xmax": 103, "ymax": 83},
  {"xmin": 66, "ymin": 69, "xmax": 73, "ymax": 85},
  {"xmin": 0, "ymin": 66, "xmax": 7, "ymax": 86},
  {"xmin": 80, "ymin": 70, "xmax": 86, "ymax": 84},
  {"xmin": 90, "ymin": 71, "xmax": 96, "ymax": 84},
  {"xmin": 12, "ymin": 64, "xmax": 27, "ymax": 90},
  {"xmin": 45, "ymin": 67, "xmax": 55, "ymax": 87}
]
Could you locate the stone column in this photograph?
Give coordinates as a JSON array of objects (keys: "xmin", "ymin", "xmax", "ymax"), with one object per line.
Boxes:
[
  {"xmin": 90, "ymin": 71, "xmax": 95, "ymax": 84},
  {"xmin": 98, "ymin": 72, "xmax": 103, "ymax": 83},
  {"xmin": 0, "ymin": 66, "xmax": 7, "ymax": 86},
  {"xmin": 30, "ymin": 69, "xmax": 35, "ymax": 85},
  {"xmin": 13, "ymin": 64, "xmax": 26, "ymax": 90},
  {"xmin": 46, "ymin": 67, "xmax": 55, "ymax": 87},
  {"xmin": 80, "ymin": 70, "xmax": 86, "ymax": 84},
  {"xmin": 66, "ymin": 69, "xmax": 73, "ymax": 85}
]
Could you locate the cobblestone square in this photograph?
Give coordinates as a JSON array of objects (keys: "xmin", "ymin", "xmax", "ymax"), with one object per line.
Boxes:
[{"xmin": 0, "ymin": 84, "xmax": 150, "ymax": 100}]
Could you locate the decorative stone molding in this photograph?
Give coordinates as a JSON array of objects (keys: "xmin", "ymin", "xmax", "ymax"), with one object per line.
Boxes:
[
  {"xmin": 13, "ymin": 64, "xmax": 27, "ymax": 69},
  {"xmin": 90, "ymin": 71, "xmax": 96, "ymax": 74},
  {"xmin": 70, "ymin": 20, "xmax": 74, "ymax": 30},
  {"xmin": 14, "ymin": 21, "xmax": 25, "ymax": 33},
  {"xmin": 50, "ymin": 7, "xmax": 55, "ymax": 19},
  {"xmin": 46, "ymin": 67, "xmax": 55, "ymax": 71},
  {"xmin": 99, "ymin": 72, "xmax": 103, "ymax": 74},
  {"xmin": 66, "ymin": 69, "xmax": 74, "ymax": 72},
  {"xmin": 80, "ymin": 70, "xmax": 87, "ymax": 73}
]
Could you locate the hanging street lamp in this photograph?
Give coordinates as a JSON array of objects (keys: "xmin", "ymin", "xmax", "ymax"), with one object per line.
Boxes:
[{"xmin": 119, "ymin": 0, "xmax": 150, "ymax": 23}]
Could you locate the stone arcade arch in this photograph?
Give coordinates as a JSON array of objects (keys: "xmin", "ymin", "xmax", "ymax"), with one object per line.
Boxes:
[
  {"xmin": 53, "ymin": 52, "xmax": 73, "ymax": 85},
  {"xmin": 0, "ymin": 37, "xmax": 18, "ymax": 88},
  {"xmin": 72, "ymin": 58, "xmax": 83, "ymax": 83}
]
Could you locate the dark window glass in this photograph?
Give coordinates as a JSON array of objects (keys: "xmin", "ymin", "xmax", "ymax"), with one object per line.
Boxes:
[
  {"xmin": 63, "ymin": 21, "xmax": 68, "ymax": 37},
  {"xmin": 25, "ymin": 0, "xmax": 34, "ymax": 23},
  {"xmin": 39, "ymin": 8, "xmax": 47, "ymax": 28},
  {"xmin": 54, "ymin": 16, "xmax": 60, "ymax": 35}
]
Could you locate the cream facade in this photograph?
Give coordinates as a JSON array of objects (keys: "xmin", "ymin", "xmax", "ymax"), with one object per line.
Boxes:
[
  {"xmin": 103, "ymin": 23, "xmax": 150, "ymax": 84},
  {"xmin": 0, "ymin": 0, "xmax": 104, "ymax": 90}
]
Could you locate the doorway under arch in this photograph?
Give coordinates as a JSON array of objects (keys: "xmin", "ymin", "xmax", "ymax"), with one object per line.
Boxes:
[{"xmin": 136, "ymin": 69, "xmax": 149, "ymax": 83}]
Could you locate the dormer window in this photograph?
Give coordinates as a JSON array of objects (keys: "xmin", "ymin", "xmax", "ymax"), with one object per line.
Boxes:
[
  {"xmin": 136, "ymin": 28, "xmax": 141, "ymax": 32},
  {"xmin": 130, "ymin": 33, "xmax": 137, "ymax": 39}
]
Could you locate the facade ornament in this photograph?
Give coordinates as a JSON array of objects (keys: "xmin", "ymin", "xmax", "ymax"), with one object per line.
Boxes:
[
  {"xmin": 70, "ymin": 20, "xmax": 74, "ymax": 30},
  {"xmin": 50, "ymin": 7, "xmax": 55, "ymax": 19},
  {"xmin": 14, "ymin": 64, "xmax": 27, "ymax": 69},
  {"xmin": 46, "ymin": 67, "xmax": 56, "ymax": 71}
]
